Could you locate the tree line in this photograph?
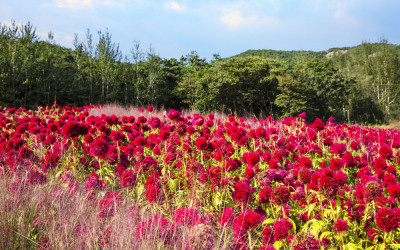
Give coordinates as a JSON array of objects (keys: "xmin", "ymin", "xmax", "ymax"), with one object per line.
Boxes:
[{"xmin": 1, "ymin": 21, "xmax": 399, "ymax": 124}]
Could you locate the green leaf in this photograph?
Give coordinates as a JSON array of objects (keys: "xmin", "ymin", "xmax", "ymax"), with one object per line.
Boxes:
[
  {"xmin": 336, "ymin": 198, "xmax": 341, "ymax": 214},
  {"xmin": 323, "ymin": 209, "xmax": 331, "ymax": 218},
  {"xmin": 288, "ymin": 217, "xmax": 297, "ymax": 232},
  {"xmin": 212, "ymin": 191, "xmax": 222, "ymax": 208},
  {"xmin": 319, "ymin": 231, "xmax": 331, "ymax": 240},
  {"xmin": 167, "ymin": 179, "xmax": 179, "ymax": 192},
  {"xmin": 263, "ymin": 218, "xmax": 275, "ymax": 225},
  {"xmin": 136, "ymin": 183, "xmax": 145, "ymax": 197},
  {"xmin": 346, "ymin": 243, "xmax": 363, "ymax": 250},
  {"xmin": 104, "ymin": 175, "xmax": 112, "ymax": 184},
  {"xmin": 273, "ymin": 240, "xmax": 283, "ymax": 249},
  {"xmin": 161, "ymin": 166, "xmax": 166, "ymax": 176},
  {"xmin": 307, "ymin": 203, "xmax": 316, "ymax": 218}
]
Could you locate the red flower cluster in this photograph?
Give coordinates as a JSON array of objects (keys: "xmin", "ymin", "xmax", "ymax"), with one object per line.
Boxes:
[
  {"xmin": 273, "ymin": 218, "xmax": 293, "ymax": 241},
  {"xmin": 333, "ymin": 219, "xmax": 349, "ymax": 233},
  {"xmin": 271, "ymin": 186, "xmax": 291, "ymax": 206},
  {"xmin": 375, "ymin": 207, "xmax": 400, "ymax": 232}
]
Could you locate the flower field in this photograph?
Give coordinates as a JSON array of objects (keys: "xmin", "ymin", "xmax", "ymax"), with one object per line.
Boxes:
[{"xmin": 1, "ymin": 104, "xmax": 400, "ymax": 249}]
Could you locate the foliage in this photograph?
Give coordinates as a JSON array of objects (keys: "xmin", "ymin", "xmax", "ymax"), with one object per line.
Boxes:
[
  {"xmin": 193, "ymin": 56, "xmax": 280, "ymax": 117},
  {"xmin": 1, "ymin": 21, "xmax": 400, "ymax": 124}
]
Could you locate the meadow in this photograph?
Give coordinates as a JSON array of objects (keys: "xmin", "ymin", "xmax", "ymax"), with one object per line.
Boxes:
[{"xmin": 1, "ymin": 103, "xmax": 400, "ymax": 249}]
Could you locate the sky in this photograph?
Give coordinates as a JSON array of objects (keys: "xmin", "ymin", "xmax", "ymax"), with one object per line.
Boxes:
[{"xmin": 1, "ymin": 0, "xmax": 399, "ymax": 61}]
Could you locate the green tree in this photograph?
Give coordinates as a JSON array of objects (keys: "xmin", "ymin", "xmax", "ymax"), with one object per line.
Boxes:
[
  {"xmin": 95, "ymin": 29, "xmax": 122, "ymax": 103},
  {"xmin": 278, "ymin": 57, "xmax": 352, "ymax": 122},
  {"xmin": 193, "ymin": 56, "xmax": 280, "ymax": 116}
]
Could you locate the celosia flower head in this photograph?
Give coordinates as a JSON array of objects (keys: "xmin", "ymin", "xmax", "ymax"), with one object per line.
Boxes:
[
  {"xmin": 233, "ymin": 180, "xmax": 254, "ymax": 203},
  {"xmin": 271, "ymin": 186, "xmax": 291, "ymax": 206},
  {"xmin": 333, "ymin": 219, "xmax": 349, "ymax": 233},
  {"xmin": 273, "ymin": 218, "xmax": 293, "ymax": 241},
  {"xmin": 375, "ymin": 207, "xmax": 400, "ymax": 232}
]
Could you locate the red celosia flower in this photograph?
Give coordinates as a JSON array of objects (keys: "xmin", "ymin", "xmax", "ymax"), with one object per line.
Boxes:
[
  {"xmin": 312, "ymin": 118, "xmax": 325, "ymax": 131},
  {"xmin": 318, "ymin": 173, "xmax": 338, "ymax": 199},
  {"xmin": 233, "ymin": 180, "xmax": 254, "ymax": 203},
  {"xmin": 119, "ymin": 169, "xmax": 136, "ymax": 189},
  {"xmin": 298, "ymin": 167, "xmax": 312, "ymax": 185},
  {"xmin": 367, "ymin": 228, "xmax": 378, "ymax": 240},
  {"xmin": 233, "ymin": 210, "xmax": 264, "ymax": 237},
  {"xmin": 273, "ymin": 218, "xmax": 293, "ymax": 241},
  {"xmin": 379, "ymin": 144, "xmax": 393, "ymax": 160},
  {"xmin": 246, "ymin": 152, "xmax": 260, "ymax": 166},
  {"xmin": 321, "ymin": 237, "xmax": 331, "ymax": 248},
  {"xmin": 245, "ymin": 166, "xmax": 256, "ymax": 179},
  {"xmin": 174, "ymin": 207, "xmax": 199, "ymax": 227},
  {"xmin": 220, "ymin": 207, "xmax": 235, "ymax": 227},
  {"xmin": 256, "ymin": 127, "xmax": 267, "ymax": 138},
  {"xmin": 137, "ymin": 116, "xmax": 147, "ymax": 124},
  {"xmin": 384, "ymin": 173, "xmax": 398, "ymax": 187},
  {"xmin": 18, "ymin": 146, "xmax": 33, "ymax": 159},
  {"xmin": 147, "ymin": 105, "xmax": 154, "ymax": 112},
  {"xmin": 386, "ymin": 184, "xmax": 400, "ymax": 200},
  {"xmin": 342, "ymin": 151, "xmax": 355, "ymax": 167},
  {"xmin": 84, "ymin": 134, "xmax": 93, "ymax": 144},
  {"xmin": 333, "ymin": 219, "xmax": 349, "ymax": 233},
  {"xmin": 109, "ymin": 131, "xmax": 126, "ymax": 142},
  {"xmin": 148, "ymin": 117, "xmax": 162, "ymax": 129},
  {"xmin": 226, "ymin": 158, "xmax": 242, "ymax": 172},
  {"xmin": 145, "ymin": 184, "xmax": 163, "ymax": 203},
  {"xmin": 330, "ymin": 158, "xmax": 343, "ymax": 171},
  {"xmin": 330, "ymin": 143, "xmax": 347, "ymax": 155},
  {"xmin": 375, "ymin": 207, "xmax": 400, "ymax": 232},
  {"xmin": 271, "ymin": 186, "xmax": 291, "ymax": 206},
  {"xmin": 350, "ymin": 141, "xmax": 361, "ymax": 151},
  {"xmin": 258, "ymin": 186, "xmax": 272, "ymax": 204},
  {"xmin": 364, "ymin": 181, "xmax": 382, "ymax": 202},
  {"xmin": 195, "ymin": 137, "xmax": 208, "ymax": 151},
  {"xmin": 133, "ymin": 136, "xmax": 147, "ymax": 146},
  {"xmin": 333, "ymin": 171, "xmax": 347, "ymax": 186},
  {"xmin": 299, "ymin": 156, "xmax": 312, "ymax": 168},
  {"xmin": 62, "ymin": 121, "xmax": 81, "ymax": 138},
  {"xmin": 85, "ymin": 171, "xmax": 106, "ymax": 191},
  {"xmin": 372, "ymin": 157, "xmax": 387, "ymax": 171},
  {"xmin": 138, "ymin": 156, "xmax": 158, "ymax": 173},
  {"xmin": 167, "ymin": 109, "xmax": 181, "ymax": 121},
  {"xmin": 262, "ymin": 226, "xmax": 273, "ymax": 246},
  {"xmin": 89, "ymin": 138, "xmax": 109, "ymax": 157}
]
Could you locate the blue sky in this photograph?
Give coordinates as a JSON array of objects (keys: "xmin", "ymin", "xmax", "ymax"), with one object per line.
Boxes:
[{"xmin": 1, "ymin": 0, "xmax": 399, "ymax": 60}]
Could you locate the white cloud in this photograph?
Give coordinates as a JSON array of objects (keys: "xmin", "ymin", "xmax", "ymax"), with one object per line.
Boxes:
[
  {"xmin": 331, "ymin": 0, "xmax": 359, "ymax": 27},
  {"xmin": 220, "ymin": 10, "xmax": 279, "ymax": 31},
  {"xmin": 55, "ymin": 0, "xmax": 92, "ymax": 9},
  {"xmin": 165, "ymin": 1, "xmax": 184, "ymax": 12},
  {"xmin": 220, "ymin": 11, "xmax": 244, "ymax": 29},
  {"xmin": 102, "ymin": 0, "xmax": 126, "ymax": 8}
]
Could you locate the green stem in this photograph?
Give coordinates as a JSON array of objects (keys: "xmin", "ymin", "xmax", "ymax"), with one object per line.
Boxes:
[{"xmin": 248, "ymin": 231, "xmax": 252, "ymax": 249}]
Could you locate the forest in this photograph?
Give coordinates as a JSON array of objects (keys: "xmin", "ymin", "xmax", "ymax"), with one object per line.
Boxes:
[{"xmin": 1, "ymin": 21, "xmax": 400, "ymax": 124}]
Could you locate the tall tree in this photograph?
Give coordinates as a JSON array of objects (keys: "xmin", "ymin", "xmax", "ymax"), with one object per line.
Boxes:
[{"xmin": 95, "ymin": 29, "xmax": 122, "ymax": 103}]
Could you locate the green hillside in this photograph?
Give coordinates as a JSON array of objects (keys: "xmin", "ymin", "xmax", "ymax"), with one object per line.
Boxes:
[
  {"xmin": 233, "ymin": 49, "xmax": 325, "ymax": 64},
  {"xmin": 233, "ymin": 42, "xmax": 400, "ymax": 64}
]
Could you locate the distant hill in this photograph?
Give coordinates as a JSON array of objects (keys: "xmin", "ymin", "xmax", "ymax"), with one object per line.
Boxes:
[
  {"xmin": 233, "ymin": 49, "xmax": 325, "ymax": 64},
  {"xmin": 232, "ymin": 43, "xmax": 400, "ymax": 64}
]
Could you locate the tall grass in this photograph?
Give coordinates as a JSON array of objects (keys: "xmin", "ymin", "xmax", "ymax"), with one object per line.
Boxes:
[{"xmin": 0, "ymin": 168, "xmax": 231, "ymax": 249}]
